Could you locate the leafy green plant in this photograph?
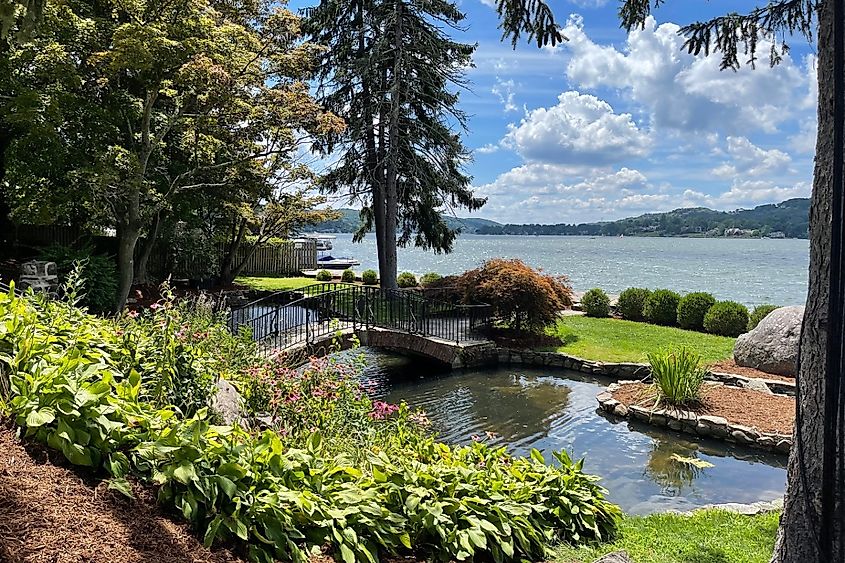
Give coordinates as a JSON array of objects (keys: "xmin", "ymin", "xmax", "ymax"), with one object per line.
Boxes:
[
  {"xmin": 341, "ymin": 269, "xmax": 356, "ymax": 283},
  {"xmin": 581, "ymin": 288, "xmax": 611, "ymax": 318},
  {"xmin": 315, "ymin": 269, "xmax": 333, "ymax": 281},
  {"xmin": 644, "ymin": 289, "xmax": 681, "ymax": 326},
  {"xmin": 419, "ymin": 272, "xmax": 442, "ymax": 287},
  {"xmin": 648, "ymin": 348, "xmax": 706, "ymax": 406},
  {"xmin": 397, "ymin": 272, "xmax": 417, "ymax": 288},
  {"xmin": 676, "ymin": 292, "xmax": 716, "ymax": 331},
  {"xmin": 617, "ymin": 288, "xmax": 651, "ymax": 321},
  {"xmin": 703, "ymin": 301, "xmax": 750, "ymax": 337},
  {"xmin": 748, "ymin": 304, "xmax": 780, "ymax": 331},
  {"xmin": 38, "ymin": 243, "xmax": 118, "ymax": 312},
  {"xmin": 361, "ymin": 269, "xmax": 378, "ymax": 285}
]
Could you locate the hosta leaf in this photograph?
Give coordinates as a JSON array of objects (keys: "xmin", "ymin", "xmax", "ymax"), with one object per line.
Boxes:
[
  {"xmin": 26, "ymin": 408, "xmax": 54, "ymax": 427},
  {"xmin": 107, "ymin": 477, "xmax": 134, "ymax": 499},
  {"xmin": 173, "ymin": 462, "xmax": 197, "ymax": 484},
  {"xmin": 216, "ymin": 475, "xmax": 238, "ymax": 499}
]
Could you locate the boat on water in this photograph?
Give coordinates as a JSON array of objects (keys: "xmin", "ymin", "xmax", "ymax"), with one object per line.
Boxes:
[
  {"xmin": 298, "ymin": 234, "xmax": 334, "ymax": 251},
  {"xmin": 316, "ymin": 255, "xmax": 362, "ymax": 270}
]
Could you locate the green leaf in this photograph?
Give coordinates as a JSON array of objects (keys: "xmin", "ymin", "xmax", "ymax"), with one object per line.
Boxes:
[
  {"xmin": 339, "ymin": 543, "xmax": 355, "ymax": 563},
  {"xmin": 399, "ymin": 532, "xmax": 412, "ymax": 549},
  {"xmin": 173, "ymin": 462, "xmax": 197, "ymax": 484},
  {"xmin": 204, "ymin": 515, "xmax": 224, "ymax": 547},
  {"xmin": 216, "ymin": 475, "xmax": 237, "ymax": 499},
  {"xmin": 107, "ymin": 478, "xmax": 134, "ymax": 499},
  {"xmin": 26, "ymin": 408, "xmax": 54, "ymax": 428}
]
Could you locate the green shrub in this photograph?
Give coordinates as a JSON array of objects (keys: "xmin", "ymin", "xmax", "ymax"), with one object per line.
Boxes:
[
  {"xmin": 748, "ymin": 304, "xmax": 780, "ymax": 331},
  {"xmin": 315, "ymin": 269, "xmax": 333, "ymax": 282},
  {"xmin": 420, "ymin": 272, "xmax": 442, "ymax": 287},
  {"xmin": 38, "ymin": 244, "xmax": 118, "ymax": 312},
  {"xmin": 397, "ymin": 271, "xmax": 418, "ymax": 288},
  {"xmin": 617, "ymin": 287, "xmax": 651, "ymax": 321},
  {"xmin": 361, "ymin": 269, "xmax": 378, "ymax": 285},
  {"xmin": 676, "ymin": 292, "xmax": 716, "ymax": 331},
  {"xmin": 0, "ymin": 285, "xmax": 621, "ymax": 563},
  {"xmin": 648, "ymin": 348, "xmax": 706, "ymax": 406},
  {"xmin": 703, "ymin": 301, "xmax": 750, "ymax": 337},
  {"xmin": 644, "ymin": 289, "xmax": 681, "ymax": 326},
  {"xmin": 581, "ymin": 288, "xmax": 611, "ymax": 318},
  {"xmin": 341, "ymin": 269, "xmax": 356, "ymax": 283}
]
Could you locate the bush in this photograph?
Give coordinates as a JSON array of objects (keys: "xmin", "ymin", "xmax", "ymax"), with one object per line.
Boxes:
[
  {"xmin": 361, "ymin": 269, "xmax": 378, "ymax": 285},
  {"xmin": 648, "ymin": 348, "xmax": 706, "ymax": 406},
  {"xmin": 748, "ymin": 304, "xmax": 780, "ymax": 331},
  {"xmin": 341, "ymin": 269, "xmax": 356, "ymax": 283},
  {"xmin": 644, "ymin": 289, "xmax": 681, "ymax": 326},
  {"xmin": 581, "ymin": 288, "xmax": 611, "ymax": 318},
  {"xmin": 316, "ymin": 269, "xmax": 333, "ymax": 282},
  {"xmin": 0, "ymin": 286, "xmax": 621, "ymax": 562},
  {"xmin": 458, "ymin": 259, "xmax": 572, "ymax": 333},
  {"xmin": 38, "ymin": 244, "xmax": 118, "ymax": 312},
  {"xmin": 703, "ymin": 301, "xmax": 750, "ymax": 337},
  {"xmin": 677, "ymin": 292, "xmax": 716, "ymax": 331},
  {"xmin": 397, "ymin": 271, "xmax": 418, "ymax": 288},
  {"xmin": 617, "ymin": 287, "xmax": 651, "ymax": 321},
  {"xmin": 420, "ymin": 272, "xmax": 442, "ymax": 287}
]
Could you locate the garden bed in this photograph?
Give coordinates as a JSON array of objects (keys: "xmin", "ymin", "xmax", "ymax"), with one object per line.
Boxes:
[
  {"xmin": 0, "ymin": 424, "xmax": 244, "ymax": 563},
  {"xmin": 709, "ymin": 359, "xmax": 795, "ymax": 383},
  {"xmin": 597, "ymin": 382, "xmax": 794, "ymax": 454}
]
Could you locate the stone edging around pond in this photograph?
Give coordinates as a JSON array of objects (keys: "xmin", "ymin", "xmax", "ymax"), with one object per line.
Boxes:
[
  {"xmin": 596, "ymin": 381, "xmax": 792, "ymax": 455},
  {"xmin": 494, "ymin": 348, "xmax": 795, "ymax": 397}
]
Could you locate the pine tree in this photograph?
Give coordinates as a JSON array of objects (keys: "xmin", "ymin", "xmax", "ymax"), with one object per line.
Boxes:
[{"xmin": 306, "ymin": 0, "xmax": 483, "ymax": 289}]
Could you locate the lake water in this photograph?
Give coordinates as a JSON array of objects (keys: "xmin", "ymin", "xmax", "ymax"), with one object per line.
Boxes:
[
  {"xmin": 359, "ymin": 350, "xmax": 787, "ymax": 515},
  {"xmin": 328, "ymin": 235, "xmax": 809, "ymax": 307}
]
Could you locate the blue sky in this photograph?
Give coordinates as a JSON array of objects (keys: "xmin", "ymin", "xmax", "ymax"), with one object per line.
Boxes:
[{"xmin": 298, "ymin": 1, "xmax": 818, "ymax": 224}]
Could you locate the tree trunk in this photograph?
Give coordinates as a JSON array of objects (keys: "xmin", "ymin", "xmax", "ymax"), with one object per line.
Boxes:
[
  {"xmin": 771, "ymin": 1, "xmax": 841, "ymax": 560},
  {"xmin": 382, "ymin": 0, "xmax": 402, "ymax": 291},
  {"xmin": 115, "ymin": 222, "xmax": 141, "ymax": 312},
  {"xmin": 219, "ymin": 218, "xmax": 248, "ymax": 285},
  {"xmin": 134, "ymin": 210, "xmax": 163, "ymax": 285}
]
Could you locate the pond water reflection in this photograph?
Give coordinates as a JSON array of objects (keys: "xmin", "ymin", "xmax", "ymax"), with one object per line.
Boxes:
[{"xmin": 354, "ymin": 349, "xmax": 787, "ymax": 515}]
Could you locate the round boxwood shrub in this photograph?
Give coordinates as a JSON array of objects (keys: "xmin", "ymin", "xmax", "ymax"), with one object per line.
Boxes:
[
  {"xmin": 340, "ymin": 269, "xmax": 356, "ymax": 283},
  {"xmin": 397, "ymin": 272, "xmax": 418, "ymax": 288},
  {"xmin": 748, "ymin": 304, "xmax": 780, "ymax": 331},
  {"xmin": 676, "ymin": 292, "xmax": 716, "ymax": 331},
  {"xmin": 617, "ymin": 287, "xmax": 651, "ymax": 321},
  {"xmin": 644, "ymin": 289, "xmax": 681, "ymax": 326},
  {"xmin": 581, "ymin": 288, "xmax": 610, "ymax": 318},
  {"xmin": 361, "ymin": 269, "xmax": 378, "ymax": 285},
  {"xmin": 420, "ymin": 272, "xmax": 442, "ymax": 287},
  {"xmin": 315, "ymin": 269, "xmax": 332, "ymax": 282},
  {"xmin": 703, "ymin": 301, "xmax": 750, "ymax": 337}
]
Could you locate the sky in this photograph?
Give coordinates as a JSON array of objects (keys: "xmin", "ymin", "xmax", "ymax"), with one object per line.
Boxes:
[{"xmin": 296, "ymin": 0, "xmax": 819, "ymax": 225}]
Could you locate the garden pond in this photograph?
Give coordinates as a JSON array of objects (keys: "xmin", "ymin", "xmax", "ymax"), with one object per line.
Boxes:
[{"xmin": 351, "ymin": 349, "xmax": 787, "ymax": 515}]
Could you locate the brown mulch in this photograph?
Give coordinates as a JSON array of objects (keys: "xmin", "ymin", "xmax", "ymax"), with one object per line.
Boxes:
[
  {"xmin": 612, "ymin": 382, "xmax": 795, "ymax": 435},
  {"xmin": 484, "ymin": 327, "xmax": 564, "ymax": 350},
  {"xmin": 708, "ymin": 359, "xmax": 796, "ymax": 383},
  {"xmin": 0, "ymin": 424, "xmax": 246, "ymax": 563}
]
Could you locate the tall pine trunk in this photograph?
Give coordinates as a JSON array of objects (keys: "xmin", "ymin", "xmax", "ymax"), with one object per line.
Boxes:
[
  {"xmin": 382, "ymin": 0, "xmax": 402, "ymax": 291},
  {"xmin": 772, "ymin": 0, "xmax": 840, "ymax": 559}
]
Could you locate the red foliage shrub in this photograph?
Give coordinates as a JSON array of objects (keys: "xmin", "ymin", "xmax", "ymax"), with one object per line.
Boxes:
[{"xmin": 458, "ymin": 258, "xmax": 572, "ymax": 332}]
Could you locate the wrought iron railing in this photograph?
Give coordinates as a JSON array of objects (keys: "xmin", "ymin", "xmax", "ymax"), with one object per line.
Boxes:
[{"xmin": 228, "ymin": 283, "xmax": 492, "ymax": 354}]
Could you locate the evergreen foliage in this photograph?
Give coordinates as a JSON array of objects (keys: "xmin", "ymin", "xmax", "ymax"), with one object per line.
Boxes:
[
  {"xmin": 703, "ymin": 301, "xmax": 750, "ymax": 337},
  {"xmin": 617, "ymin": 288, "xmax": 652, "ymax": 321},
  {"xmin": 581, "ymin": 288, "xmax": 611, "ymax": 318},
  {"xmin": 644, "ymin": 289, "xmax": 681, "ymax": 326},
  {"xmin": 677, "ymin": 292, "xmax": 717, "ymax": 331}
]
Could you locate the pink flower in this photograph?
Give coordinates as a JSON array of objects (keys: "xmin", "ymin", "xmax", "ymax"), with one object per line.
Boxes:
[
  {"xmin": 150, "ymin": 303, "xmax": 162, "ymax": 310},
  {"xmin": 127, "ymin": 310, "xmax": 139, "ymax": 319},
  {"xmin": 369, "ymin": 401, "xmax": 399, "ymax": 420}
]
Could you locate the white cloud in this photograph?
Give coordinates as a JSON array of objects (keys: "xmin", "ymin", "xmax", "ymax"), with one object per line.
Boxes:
[
  {"xmin": 503, "ymin": 91, "xmax": 651, "ymax": 165},
  {"xmin": 710, "ymin": 137, "xmax": 792, "ymax": 178},
  {"xmin": 492, "ymin": 76, "xmax": 518, "ymax": 113},
  {"xmin": 475, "ymin": 143, "xmax": 501, "ymax": 154},
  {"xmin": 684, "ymin": 180, "xmax": 810, "ymax": 208},
  {"xmin": 562, "ymin": 15, "xmax": 813, "ymax": 134}
]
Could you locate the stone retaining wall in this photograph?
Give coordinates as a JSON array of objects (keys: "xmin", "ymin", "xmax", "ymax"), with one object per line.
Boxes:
[
  {"xmin": 596, "ymin": 381, "xmax": 792, "ymax": 455},
  {"xmin": 496, "ymin": 348, "xmax": 795, "ymax": 396}
]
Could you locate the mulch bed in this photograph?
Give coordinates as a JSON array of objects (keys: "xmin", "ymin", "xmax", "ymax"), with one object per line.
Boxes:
[
  {"xmin": 611, "ymin": 382, "xmax": 795, "ymax": 435},
  {"xmin": 708, "ymin": 359, "xmax": 796, "ymax": 383},
  {"xmin": 0, "ymin": 424, "xmax": 246, "ymax": 563},
  {"xmin": 484, "ymin": 327, "xmax": 564, "ymax": 349}
]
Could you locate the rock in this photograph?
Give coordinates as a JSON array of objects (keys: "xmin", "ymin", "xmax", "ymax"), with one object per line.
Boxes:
[
  {"xmin": 613, "ymin": 403, "xmax": 629, "ymax": 417},
  {"xmin": 592, "ymin": 551, "xmax": 634, "ymax": 563},
  {"xmin": 742, "ymin": 378, "xmax": 774, "ymax": 394},
  {"xmin": 211, "ymin": 378, "xmax": 243, "ymax": 425},
  {"xmin": 734, "ymin": 306, "xmax": 803, "ymax": 377}
]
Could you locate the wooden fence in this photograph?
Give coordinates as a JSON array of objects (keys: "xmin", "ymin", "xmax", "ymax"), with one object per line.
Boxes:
[{"xmin": 3, "ymin": 225, "xmax": 318, "ymax": 280}]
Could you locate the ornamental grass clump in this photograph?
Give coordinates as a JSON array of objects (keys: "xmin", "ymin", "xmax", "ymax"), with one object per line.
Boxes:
[{"xmin": 648, "ymin": 348, "xmax": 707, "ymax": 407}]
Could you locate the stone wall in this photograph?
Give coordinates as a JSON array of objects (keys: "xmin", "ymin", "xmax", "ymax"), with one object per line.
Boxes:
[{"xmin": 596, "ymin": 381, "xmax": 792, "ymax": 455}]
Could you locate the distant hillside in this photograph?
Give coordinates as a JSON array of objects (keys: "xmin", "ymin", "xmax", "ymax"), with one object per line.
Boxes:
[
  {"xmin": 475, "ymin": 198, "xmax": 810, "ymax": 239},
  {"xmin": 311, "ymin": 208, "xmax": 503, "ymax": 234},
  {"xmin": 311, "ymin": 199, "xmax": 810, "ymax": 239}
]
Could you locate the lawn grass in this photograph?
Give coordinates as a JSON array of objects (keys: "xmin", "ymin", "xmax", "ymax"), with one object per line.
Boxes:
[
  {"xmin": 555, "ymin": 509, "xmax": 780, "ymax": 563},
  {"xmin": 545, "ymin": 316, "xmax": 735, "ymax": 364},
  {"xmin": 235, "ymin": 276, "xmax": 316, "ymax": 292}
]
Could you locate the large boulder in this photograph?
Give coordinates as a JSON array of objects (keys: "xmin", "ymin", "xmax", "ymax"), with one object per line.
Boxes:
[
  {"xmin": 211, "ymin": 377, "xmax": 244, "ymax": 425},
  {"xmin": 592, "ymin": 552, "xmax": 634, "ymax": 563},
  {"xmin": 733, "ymin": 306, "xmax": 803, "ymax": 377}
]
